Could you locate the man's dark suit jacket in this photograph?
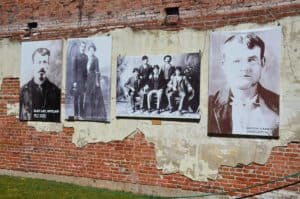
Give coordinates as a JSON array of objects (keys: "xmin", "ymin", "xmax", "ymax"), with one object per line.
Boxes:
[
  {"xmin": 208, "ymin": 83, "xmax": 279, "ymax": 137},
  {"xmin": 20, "ymin": 78, "xmax": 61, "ymax": 122},
  {"xmin": 147, "ymin": 73, "xmax": 165, "ymax": 90},
  {"xmin": 139, "ymin": 64, "xmax": 152, "ymax": 87},
  {"xmin": 125, "ymin": 76, "xmax": 142, "ymax": 96},
  {"xmin": 73, "ymin": 53, "xmax": 88, "ymax": 92}
]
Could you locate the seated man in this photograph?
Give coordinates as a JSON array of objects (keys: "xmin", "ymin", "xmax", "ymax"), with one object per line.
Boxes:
[
  {"xmin": 124, "ymin": 68, "xmax": 143, "ymax": 113},
  {"xmin": 166, "ymin": 67, "xmax": 193, "ymax": 115},
  {"xmin": 146, "ymin": 65, "xmax": 165, "ymax": 113}
]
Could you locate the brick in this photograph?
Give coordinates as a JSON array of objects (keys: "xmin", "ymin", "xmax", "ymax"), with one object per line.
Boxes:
[{"xmin": 0, "ymin": 1, "xmax": 299, "ymax": 40}]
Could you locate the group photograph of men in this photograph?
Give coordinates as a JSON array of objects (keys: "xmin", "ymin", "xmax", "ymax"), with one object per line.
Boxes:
[
  {"xmin": 116, "ymin": 53, "xmax": 201, "ymax": 119},
  {"xmin": 64, "ymin": 37, "xmax": 112, "ymax": 122}
]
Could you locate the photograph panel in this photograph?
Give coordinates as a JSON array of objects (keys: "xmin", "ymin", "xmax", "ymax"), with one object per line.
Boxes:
[
  {"xmin": 116, "ymin": 53, "xmax": 201, "ymax": 120},
  {"xmin": 65, "ymin": 36, "xmax": 112, "ymax": 122},
  {"xmin": 208, "ymin": 27, "xmax": 281, "ymax": 138},
  {"xmin": 19, "ymin": 40, "xmax": 62, "ymax": 122}
]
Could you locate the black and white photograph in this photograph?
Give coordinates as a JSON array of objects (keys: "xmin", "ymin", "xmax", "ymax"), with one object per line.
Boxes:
[
  {"xmin": 19, "ymin": 40, "xmax": 62, "ymax": 122},
  {"xmin": 65, "ymin": 36, "xmax": 112, "ymax": 122},
  {"xmin": 208, "ymin": 27, "xmax": 281, "ymax": 138},
  {"xmin": 116, "ymin": 53, "xmax": 201, "ymax": 120}
]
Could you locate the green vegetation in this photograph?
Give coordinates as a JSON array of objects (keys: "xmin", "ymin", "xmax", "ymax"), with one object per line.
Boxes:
[{"xmin": 0, "ymin": 175, "xmax": 162, "ymax": 199}]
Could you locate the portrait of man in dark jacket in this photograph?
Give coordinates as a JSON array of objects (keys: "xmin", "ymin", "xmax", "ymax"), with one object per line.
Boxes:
[
  {"xmin": 20, "ymin": 47, "xmax": 61, "ymax": 122},
  {"xmin": 208, "ymin": 30, "xmax": 280, "ymax": 138}
]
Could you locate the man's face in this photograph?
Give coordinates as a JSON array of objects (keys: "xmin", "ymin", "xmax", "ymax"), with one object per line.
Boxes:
[
  {"xmin": 222, "ymin": 43, "xmax": 264, "ymax": 90},
  {"xmin": 175, "ymin": 69, "xmax": 181, "ymax": 76},
  {"xmin": 33, "ymin": 53, "xmax": 49, "ymax": 83},
  {"xmin": 79, "ymin": 43, "xmax": 86, "ymax": 54},
  {"xmin": 88, "ymin": 47, "xmax": 95, "ymax": 56},
  {"xmin": 184, "ymin": 67, "xmax": 192, "ymax": 77},
  {"xmin": 142, "ymin": 59, "xmax": 148, "ymax": 65},
  {"xmin": 164, "ymin": 56, "xmax": 171, "ymax": 63}
]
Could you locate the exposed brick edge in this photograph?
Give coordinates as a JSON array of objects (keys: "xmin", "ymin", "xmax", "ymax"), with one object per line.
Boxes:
[
  {"xmin": 0, "ymin": 3, "xmax": 299, "ymax": 41},
  {"xmin": 0, "ymin": 77, "xmax": 299, "ymax": 198}
]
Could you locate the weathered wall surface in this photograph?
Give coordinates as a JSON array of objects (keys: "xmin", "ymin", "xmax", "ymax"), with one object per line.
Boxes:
[
  {"xmin": 1, "ymin": 0, "xmax": 299, "ymax": 39},
  {"xmin": 1, "ymin": 16, "xmax": 300, "ymax": 183},
  {"xmin": 0, "ymin": 109, "xmax": 299, "ymax": 198},
  {"xmin": 0, "ymin": 0, "xmax": 300, "ymax": 197},
  {"xmin": 0, "ymin": 39, "xmax": 20, "ymax": 85}
]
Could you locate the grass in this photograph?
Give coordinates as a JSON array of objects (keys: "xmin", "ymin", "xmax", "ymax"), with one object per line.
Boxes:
[{"xmin": 0, "ymin": 175, "xmax": 163, "ymax": 199}]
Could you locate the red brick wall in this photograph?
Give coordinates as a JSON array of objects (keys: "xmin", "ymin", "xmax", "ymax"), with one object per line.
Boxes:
[
  {"xmin": 0, "ymin": 0, "xmax": 299, "ymax": 40},
  {"xmin": 0, "ymin": 77, "xmax": 299, "ymax": 197},
  {"xmin": 1, "ymin": 0, "xmax": 300, "ymax": 197}
]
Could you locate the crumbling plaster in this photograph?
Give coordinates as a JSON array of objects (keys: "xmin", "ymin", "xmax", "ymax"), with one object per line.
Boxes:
[
  {"xmin": 0, "ymin": 39, "xmax": 20, "ymax": 85},
  {"xmin": 2, "ymin": 16, "xmax": 300, "ymax": 181}
]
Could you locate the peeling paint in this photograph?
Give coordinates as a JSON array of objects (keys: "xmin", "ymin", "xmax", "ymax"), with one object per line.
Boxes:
[
  {"xmin": 27, "ymin": 122, "xmax": 64, "ymax": 133},
  {"xmin": 1, "ymin": 16, "xmax": 300, "ymax": 181},
  {"xmin": 0, "ymin": 39, "xmax": 20, "ymax": 86},
  {"xmin": 6, "ymin": 103, "xmax": 19, "ymax": 116}
]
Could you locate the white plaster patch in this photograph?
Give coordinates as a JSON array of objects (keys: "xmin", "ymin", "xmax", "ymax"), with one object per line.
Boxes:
[
  {"xmin": 27, "ymin": 122, "xmax": 63, "ymax": 132},
  {"xmin": 6, "ymin": 103, "xmax": 19, "ymax": 116},
  {"xmin": 64, "ymin": 121, "xmax": 139, "ymax": 147},
  {"xmin": 0, "ymin": 39, "xmax": 20, "ymax": 88}
]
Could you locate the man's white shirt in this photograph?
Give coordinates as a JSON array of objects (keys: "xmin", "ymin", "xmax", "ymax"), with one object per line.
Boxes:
[{"xmin": 231, "ymin": 95, "xmax": 279, "ymax": 136}]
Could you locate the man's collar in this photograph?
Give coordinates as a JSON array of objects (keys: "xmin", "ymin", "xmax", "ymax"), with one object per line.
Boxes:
[
  {"xmin": 31, "ymin": 77, "xmax": 49, "ymax": 87},
  {"xmin": 229, "ymin": 88, "xmax": 260, "ymax": 107},
  {"xmin": 230, "ymin": 94, "xmax": 260, "ymax": 107},
  {"xmin": 214, "ymin": 83, "xmax": 265, "ymax": 108}
]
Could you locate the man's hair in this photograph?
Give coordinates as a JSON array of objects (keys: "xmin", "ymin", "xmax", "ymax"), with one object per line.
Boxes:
[
  {"xmin": 132, "ymin": 68, "xmax": 139, "ymax": 73},
  {"xmin": 88, "ymin": 43, "xmax": 96, "ymax": 51},
  {"xmin": 153, "ymin": 65, "xmax": 159, "ymax": 70},
  {"xmin": 80, "ymin": 41, "xmax": 86, "ymax": 46},
  {"xmin": 142, "ymin": 55, "xmax": 148, "ymax": 61},
  {"xmin": 163, "ymin": 55, "xmax": 172, "ymax": 61},
  {"xmin": 32, "ymin": 48, "xmax": 50, "ymax": 63},
  {"xmin": 175, "ymin": 66, "xmax": 182, "ymax": 72},
  {"xmin": 224, "ymin": 33, "xmax": 265, "ymax": 59}
]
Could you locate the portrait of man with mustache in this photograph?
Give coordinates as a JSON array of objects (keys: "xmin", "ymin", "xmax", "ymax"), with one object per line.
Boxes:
[{"xmin": 20, "ymin": 47, "xmax": 61, "ymax": 122}]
